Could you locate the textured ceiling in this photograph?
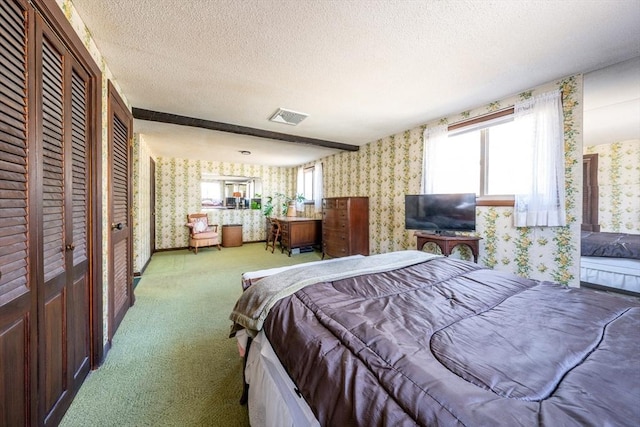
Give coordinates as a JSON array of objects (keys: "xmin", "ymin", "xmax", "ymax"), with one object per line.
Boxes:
[{"xmin": 70, "ymin": 0, "xmax": 640, "ymax": 166}]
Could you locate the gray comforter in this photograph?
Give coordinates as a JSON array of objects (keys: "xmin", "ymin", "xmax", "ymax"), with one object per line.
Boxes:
[
  {"xmin": 261, "ymin": 255, "xmax": 639, "ymax": 426},
  {"xmin": 581, "ymin": 231, "xmax": 640, "ymax": 259}
]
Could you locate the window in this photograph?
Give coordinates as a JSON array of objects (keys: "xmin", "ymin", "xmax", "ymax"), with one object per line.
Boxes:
[
  {"xmin": 297, "ymin": 163, "xmax": 323, "ymax": 212},
  {"xmin": 427, "ymin": 109, "xmax": 529, "ymax": 201},
  {"xmin": 303, "ymin": 167, "xmax": 314, "ymax": 202}
]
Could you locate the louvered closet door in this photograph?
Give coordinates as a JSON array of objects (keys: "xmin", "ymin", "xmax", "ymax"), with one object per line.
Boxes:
[
  {"xmin": 0, "ymin": 0, "xmax": 33, "ymax": 425},
  {"xmin": 65, "ymin": 56, "xmax": 91, "ymax": 397},
  {"xmin": 38, "ymin": 17, "xmax": 92, "ymax": 426},
  {"xmin": 108, "ymin": 82, "xmax": 133, "ymax": 339}
]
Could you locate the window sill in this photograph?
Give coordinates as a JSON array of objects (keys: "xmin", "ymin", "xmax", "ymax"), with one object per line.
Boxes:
[{"xmin": 476, "ymin": 195, "xmax": 514, "ymax": 207}]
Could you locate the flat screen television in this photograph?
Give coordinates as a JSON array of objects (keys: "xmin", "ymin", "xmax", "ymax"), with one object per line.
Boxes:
[{"xmin": 405, "ymin": 193, "xmax": 476, "ymax": 234}]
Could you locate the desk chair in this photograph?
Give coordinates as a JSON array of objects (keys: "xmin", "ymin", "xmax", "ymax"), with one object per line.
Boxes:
[{"xmin": 265, "ymin": 218, "xmax": 281, "ymax": 253}]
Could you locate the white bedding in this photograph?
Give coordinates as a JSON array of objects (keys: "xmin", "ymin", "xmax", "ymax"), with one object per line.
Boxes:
[
  {"xmin": 239, "ymin": 329, "xmax": 319, "ymax": 427},
  {"xmin": 580, "ymin": 256, "xmax": 640, "ymax": 294}
]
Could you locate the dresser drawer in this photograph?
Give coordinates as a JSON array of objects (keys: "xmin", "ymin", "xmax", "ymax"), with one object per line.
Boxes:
[
  {"xmin": 322, "ymin": 216, "xmax": 348, "ymax": 229},
  {"xmin": 323, "ymin": 229, "xmax": 348, "ymax": 242},
  {"xmin": 322, "ymin": 199, "xmax": 335, "ymax": 209},
  {"xmin": 323, "ymin": 240, "xmax": 350, "ymax": 258}
]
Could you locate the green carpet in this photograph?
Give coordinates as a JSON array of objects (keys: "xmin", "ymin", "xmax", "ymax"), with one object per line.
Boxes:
[{"xmin": 60, "ymin": 242, "xmax": 322, "ymax": 427}]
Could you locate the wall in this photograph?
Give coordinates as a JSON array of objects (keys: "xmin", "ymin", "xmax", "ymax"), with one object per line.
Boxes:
[
  {"xmin": 585, "ymin": 140, "xmax": 640, "ymax": 233},
  {"xmin": 133, "ymin": 135, "xmax": 154, "ymax": 273},
  {"xmin": 318, "ymin": 76, "xmax": 583, "ymax": 285},
  {"xmin": 154, "ymin": 158, "xmax": 294, "ymax": 249}
]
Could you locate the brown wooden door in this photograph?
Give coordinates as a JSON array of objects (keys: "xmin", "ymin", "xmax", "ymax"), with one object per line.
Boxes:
[
  {"xmin": 0, "ymin": 1, "xmax": 34, "ymax": 424},
  {"xmin": 37, "ymin": 16, "xmax": 92, "ymax": 426},
  {"xmin": 108, "ymin": 82, "xmax": 133, "ymax": 340}
]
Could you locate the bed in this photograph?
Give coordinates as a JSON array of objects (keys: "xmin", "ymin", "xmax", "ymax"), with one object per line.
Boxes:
[
  {"xmin": 230, "ymin": 251, "xmax": 640, "ymax": 426},
  {"xmin": 580, "ymin": 231, "xmax": 640, "ymax": 295}
]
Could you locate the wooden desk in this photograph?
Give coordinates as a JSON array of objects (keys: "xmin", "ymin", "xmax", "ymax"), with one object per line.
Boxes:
[
  {"xmin": 415, "ymin": 232, "xmax": 482, "ymax": 263},
  {"xmin": 275, "ymin": 217, "xmax": 321, "ymax": 256}
]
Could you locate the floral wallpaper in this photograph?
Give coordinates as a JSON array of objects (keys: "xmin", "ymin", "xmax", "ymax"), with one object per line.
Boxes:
[
  {"xmin": 133, "ymin": 135, "xmax": 153, "ymax": 273},
  {"xmin": 585, "ymin": 140, "xmax": 640, "ymax": 233},
  {"xmin": 154, "ymin": 158, "xmax": 294, "ymax": 250},
  {"xmin": 318, "ymin": 76, "xmax": 583, "ymax": 286}
]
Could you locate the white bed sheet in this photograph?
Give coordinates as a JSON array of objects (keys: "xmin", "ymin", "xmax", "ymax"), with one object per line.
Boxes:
[
  {"xmin": 239, "ymin": 329, "xmax": 320, "ymax": 427},
  {"xmin": 580, "ymin": 256, "xmax": 640, "ymax": 294}
]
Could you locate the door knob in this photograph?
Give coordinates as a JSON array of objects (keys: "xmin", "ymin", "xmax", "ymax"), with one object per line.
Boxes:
[
  {"xmin": 65, "ymin": 243, "xmax": 75, "ymax": 251},
  {"xmin": 112, "ymin": 223, "xmax": 123, "ymax": 230}
]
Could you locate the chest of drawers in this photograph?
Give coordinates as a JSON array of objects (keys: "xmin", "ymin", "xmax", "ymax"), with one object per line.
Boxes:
[{"xmin": 322, "ymin": 197, "xmax": 369, "ymax": 258}]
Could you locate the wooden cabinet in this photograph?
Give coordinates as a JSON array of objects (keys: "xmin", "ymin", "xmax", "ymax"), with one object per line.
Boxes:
[
  {"xmin": 277, "ymin": 217, "xmax": 321, "ymax": 256},
  {"xmin": 322, "ymin": 197, "xmax": 369, "ymax": 258}
]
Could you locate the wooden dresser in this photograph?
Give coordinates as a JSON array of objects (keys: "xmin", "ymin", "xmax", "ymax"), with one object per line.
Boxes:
[
  {"xmin": 276, "ymin": 217, "xmax": 322, "ymax": 256},
  {"xmin": 322, "ymin": 197, "xmax": 369, "ymax": 258}
]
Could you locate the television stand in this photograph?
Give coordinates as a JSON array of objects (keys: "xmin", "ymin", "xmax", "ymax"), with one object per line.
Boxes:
[{"xmin": 414, "ymin": 232, "xmax": 482, "ymax": 263}]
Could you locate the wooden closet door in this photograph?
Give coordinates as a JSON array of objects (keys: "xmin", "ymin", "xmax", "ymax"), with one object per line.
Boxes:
[
  {"xmin": 108, "ymin": 82, "xmax": 133, "ymax": 340},
  {"xmin": 0, "ymin": 0, "xmax": 34, "ymax": 425},
  {"xmin": 37, "ymin": 16, "xmax": 91, "ymax": 426}
]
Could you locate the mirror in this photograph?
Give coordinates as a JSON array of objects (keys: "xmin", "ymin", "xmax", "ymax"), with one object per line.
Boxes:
[
  {"xmin": 582, "ymin": 57, "xmax": 640, "ymax": 232},
  {"xmin": 201, "ymin": 174, "xmax": 262, "ymax": 209},
  {"xmin": 580, "ymin": 56, "xmax": 640, "ymax": 296}
]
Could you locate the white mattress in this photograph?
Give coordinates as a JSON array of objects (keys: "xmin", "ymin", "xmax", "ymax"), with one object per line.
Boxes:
[
  {"xmin": 238, "ymin": 329, "xmax": 319, "ymax": 427},
  {"xmin": 580, "ymin": 256, "xmax": 640, "ymax": 294}
]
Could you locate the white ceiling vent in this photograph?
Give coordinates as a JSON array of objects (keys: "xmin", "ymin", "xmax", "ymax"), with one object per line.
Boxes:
[{"xmin": 269, "ymin": 108, "xmax": 308, "ymax": 126}]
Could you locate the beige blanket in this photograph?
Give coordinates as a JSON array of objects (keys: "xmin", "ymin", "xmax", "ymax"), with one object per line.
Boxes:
[{"xmin": 229, "ymin": 250, "xmax": 440, "ymax": 335}]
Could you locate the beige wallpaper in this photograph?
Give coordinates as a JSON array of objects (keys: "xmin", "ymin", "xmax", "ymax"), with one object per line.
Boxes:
[
  {"xmin": 133, "ymin": 135, "xmax": 153, "ymax": 273},
  {"xmin": 585, "ymin": 140, "xmax": 640, "ymax": 233}
]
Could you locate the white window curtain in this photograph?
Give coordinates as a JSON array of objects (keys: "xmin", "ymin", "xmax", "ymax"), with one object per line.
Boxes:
[
  {"xmin": 513, "ymin": 89, "xmax": 566, "ymax": 227},
  {"xmin": 296, "ymin": 167, "xmax": 304, "ymax": 210},
  {"xmin": 422, "ymin": 124, "xmax": 448, "ymax": 193},
  {"xmin": 313, "ymin": 162, "xmax": 323, "ymax": 214}
]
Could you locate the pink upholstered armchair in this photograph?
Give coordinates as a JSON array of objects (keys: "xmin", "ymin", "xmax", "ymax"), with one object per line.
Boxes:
[{"xmin": 186, "ymin": 213, "xmax": 221, "ymax": 254}]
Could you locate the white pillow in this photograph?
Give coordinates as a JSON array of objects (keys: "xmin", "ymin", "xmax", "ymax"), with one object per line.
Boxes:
[{"xmin": 193, "ymin": 219, "xmax": 208, "ymax": 233}]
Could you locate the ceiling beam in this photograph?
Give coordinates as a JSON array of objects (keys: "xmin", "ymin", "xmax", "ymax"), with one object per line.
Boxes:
[{"xmin": 132, "ymin": 108, "xmax": 360, "ymax": 152}]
